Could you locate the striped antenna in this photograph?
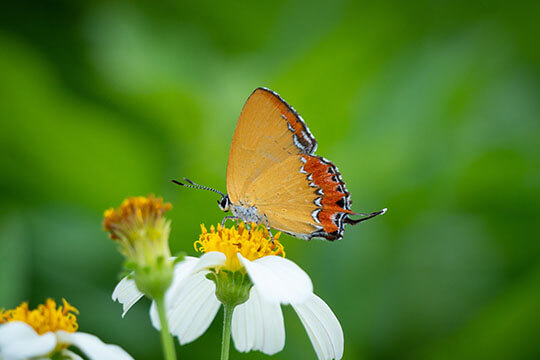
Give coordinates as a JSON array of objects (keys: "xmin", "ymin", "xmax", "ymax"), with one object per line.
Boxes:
[{"xmin": 171, "ymin": 178, "xmax": 225, "ymax": 197}]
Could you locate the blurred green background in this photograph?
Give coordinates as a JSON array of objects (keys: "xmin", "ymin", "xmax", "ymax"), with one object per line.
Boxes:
[{"xmin": 1, "ymin": 0, "xmax": 539, "ymax": 359}]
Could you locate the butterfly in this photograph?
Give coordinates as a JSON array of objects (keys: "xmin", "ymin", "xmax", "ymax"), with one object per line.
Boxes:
[{"xmin": 173, "ymin": 87, "xmax": 386, "ymax": 240}]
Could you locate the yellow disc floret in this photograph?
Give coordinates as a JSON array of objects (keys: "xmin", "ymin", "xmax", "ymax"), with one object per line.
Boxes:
[
  {"xmin": 103, "ymin": 195, "xmax": 172, "ymax": 266},
  {"xmin": 0, "ymin": 299, "xmax": 78, "ymax": 335},
  {"xmin": 195, "ymin": 222, "xmax": 285, "ymax": 272},
  {"xmin": 103, "ymin": 195, "xmax": 172, "ymax": 241}
]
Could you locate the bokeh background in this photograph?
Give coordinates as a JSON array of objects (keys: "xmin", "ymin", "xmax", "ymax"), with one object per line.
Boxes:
[{"xmin": 1, "ymin": 1, "xmax": 539, "ymax": 359}]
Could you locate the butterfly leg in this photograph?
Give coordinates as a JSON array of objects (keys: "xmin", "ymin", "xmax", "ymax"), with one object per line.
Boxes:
[
  {"xmin": 262, "ymin": 215, "xmax": 274, "ymax": 243},
  {"xmin": 221, "ymin": 216, "xmax": 241, "ymax": 227}
]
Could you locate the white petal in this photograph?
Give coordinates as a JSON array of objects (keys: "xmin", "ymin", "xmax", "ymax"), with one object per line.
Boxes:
[
  {"xmin": 0, "ymin": 322, "xmax": 36, "ymax": 347},
  {"xmin": 162, "ymin": 254, "xmax": 222, "ymax": 307},
  {"xmin": 239, "ymin": 254, "xmax": 313, "ymax": 304},
  {"xmin": 191, "ymin": 251, "xmax": 226, "ymax": 274},
  {"xmin": 150, "ymin": 271, "xmax": 221, "ymax": 345},
  {"xmin": 112, "ymin": 256, "xmax": 202, "ymax": 318},
  {"xmin": 0, "ymin": 322, "xmax": 56, "ymax": 360},
  {"xmin": 292, "ymin": 294, "xmax": 344, "ymax": 360},
  {"xmin": 164, "ymin": 256, "xmax": 203, "ymax": 297},
  {"xmin": 149, "ymin": 254, "xmax": 223, "ymax": 334},
  {"xmin": 149, "ymin": 301, "xmax": 159, "ymax": 330},
  {"xmin": 56, "ymin": 331, "xmax": 133, "ymax": 360},
  {"xmin": 112, "ymin": 276, "xmax": 144, "ymax": 318},
  {"xmin": 232, "ymin": 287, "xmax": 285, "ymax": 355}
]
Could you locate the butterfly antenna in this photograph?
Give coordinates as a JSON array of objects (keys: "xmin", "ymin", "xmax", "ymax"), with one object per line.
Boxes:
[{"xmin": 171, "ymin": 178, "xmax": 225, "ymax": 197}]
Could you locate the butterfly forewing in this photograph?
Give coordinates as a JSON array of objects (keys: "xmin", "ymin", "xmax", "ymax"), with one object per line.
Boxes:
[{"xmin": 227, "ymin": 88, "xmax": 315, "ymax": 203}]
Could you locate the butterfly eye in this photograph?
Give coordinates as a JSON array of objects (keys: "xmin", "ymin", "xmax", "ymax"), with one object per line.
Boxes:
[{"xmin": 218, "ymin": 196, "xmax": 230, "ymax": 212}]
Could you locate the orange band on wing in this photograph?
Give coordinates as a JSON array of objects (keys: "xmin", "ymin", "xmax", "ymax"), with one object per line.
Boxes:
[{"xmin": 302, "ymin": 155, "xmax": 353, "ymax": 236}]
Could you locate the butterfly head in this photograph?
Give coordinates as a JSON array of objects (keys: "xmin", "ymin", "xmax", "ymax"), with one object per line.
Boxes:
[{"xmin": 218, "ymin": 195, "xmax": 231, "ymax": 212}]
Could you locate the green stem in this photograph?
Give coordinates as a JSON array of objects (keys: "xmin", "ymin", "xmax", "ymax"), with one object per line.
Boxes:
[
  {"xmin": 155, "ymin": 295, "xmax": 177, "ymax": 360},
  {"xmin": 220, "ymin": 304, "xmax": 235, "ymax": 360}
]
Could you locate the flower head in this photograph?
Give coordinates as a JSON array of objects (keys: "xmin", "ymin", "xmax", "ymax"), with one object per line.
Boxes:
[
  {"xmin": 114, "ymin": 222, "xmax": 343, "ymax": 359},
  {"xmin": 0, "ymin": 298, "xmax": 78, "ymax": 335},
  {"xmin": 195, "ymin": 223, "xmax": 284, "ymax": 271},
  {"xmin": 195, "ymin": 223, "xmax": 285, "ymax": 306},
  {"xmin": 104, "ymin": 195, "xmax": 175, "ymax": 298},
  {"xmin": 0, "ymin": 299, "xmax": 133, "ymax": 360},
  {"xmin": 104, "ymin": 195, "xmax": 172, "ymax": 266}
]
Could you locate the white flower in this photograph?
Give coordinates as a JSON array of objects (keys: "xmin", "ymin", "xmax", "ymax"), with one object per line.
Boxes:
[
  {"xmin": 0, "ymin": 299, "xmax": 133, "ymax": 360},
  {"xmin": 113, "ymin": 224, "xmax": 343, "ymax": 360}
]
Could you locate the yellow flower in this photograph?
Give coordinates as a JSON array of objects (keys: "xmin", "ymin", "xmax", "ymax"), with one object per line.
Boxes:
[
  {"xmin": 194, "ymin": 223, "xmax": 284, "ymax": 272},
  {"xmin": 0, "ymin": 299, "xmax": 133, "ymax": 359},
  {"xmin": 0, "ymin": 298, "xmax": 78, "ymax": 335}
]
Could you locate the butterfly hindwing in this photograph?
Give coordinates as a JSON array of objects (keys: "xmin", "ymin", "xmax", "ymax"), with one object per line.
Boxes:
[{"xmin": 244, "ymin": 155, "xmax": 321, "ymax": 239}]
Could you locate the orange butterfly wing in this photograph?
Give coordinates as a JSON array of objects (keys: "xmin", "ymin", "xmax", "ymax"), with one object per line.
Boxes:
[
  {"xmin": 226, "ymin": 88, "xmax": 354, "ymax": 240},
  {"xmin": 226, "ymin": 88, "xmax": 315, "ymax": 201}
]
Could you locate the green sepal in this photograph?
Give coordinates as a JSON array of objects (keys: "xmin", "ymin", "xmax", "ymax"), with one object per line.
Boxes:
[
  {"xmin": 132, "ymin": 258, "xmax": 174, "ymax": 300},
  {"xmin": 212, "ymin": 270, "xmax": 253, "ymax": 307},
  {"xmin": 123, "ymin": 261, "xmax": 139, "ymax": 271},
  {"xmin": 117, "ymin": 269, "xmax": 133, "ymax": 280},
  {"xmin": 173, "ymin": 252, "xmax": 186, "ymax": 264},
  {"xmin": 50, "ymin": 351, "xmax": 71, "ymax": 360}
]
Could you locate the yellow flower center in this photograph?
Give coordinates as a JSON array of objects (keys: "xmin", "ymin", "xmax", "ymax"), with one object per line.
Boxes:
[
  {"xmin": 0, "ymin": 299, "xmax": 78, "ymax": 335},
  {"xmin": 195, "ymin": 223, "xmax": 285, "ymax": 271},
  {"xmin": 103, "ymin": 195, "xmax": 173, "ymax": 266},
  {"xmin": 103, "ymin": 195, "xmax": 172, "ymax": 241}
]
